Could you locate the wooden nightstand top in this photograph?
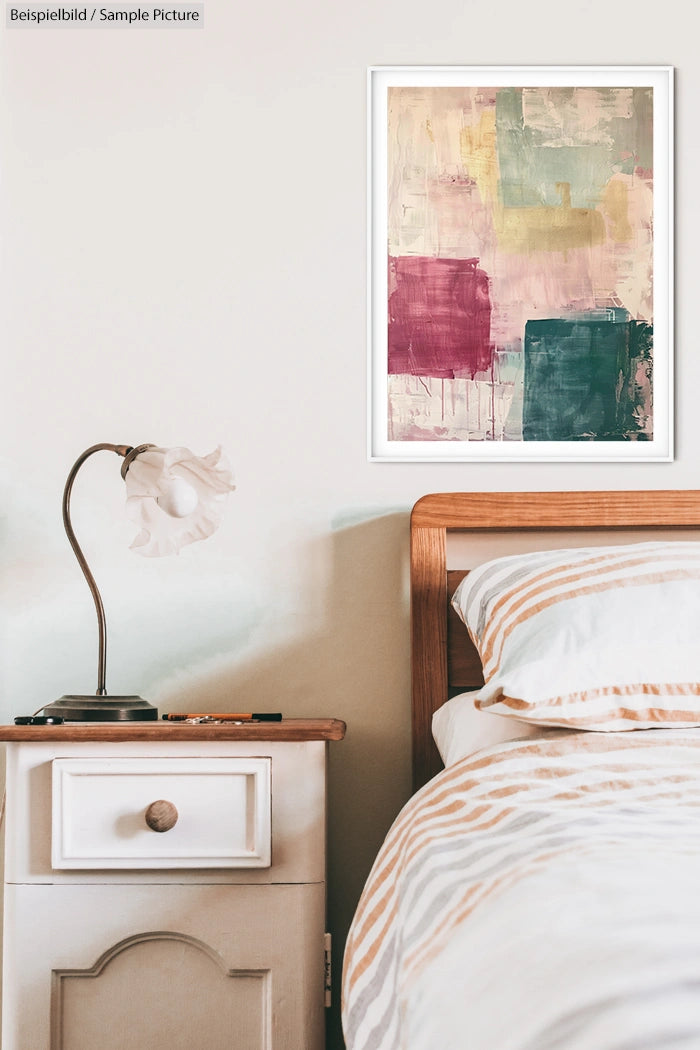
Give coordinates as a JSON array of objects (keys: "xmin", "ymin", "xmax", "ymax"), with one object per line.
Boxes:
[{"xmin": 0, "ymin": 718, "xmax": 346, "ymax": 743}]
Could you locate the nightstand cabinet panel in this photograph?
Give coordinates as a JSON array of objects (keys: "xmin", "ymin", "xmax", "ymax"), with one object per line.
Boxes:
[{"xmin": 3, "ymin": 882, "xmax": 325, "ymax": 1050}]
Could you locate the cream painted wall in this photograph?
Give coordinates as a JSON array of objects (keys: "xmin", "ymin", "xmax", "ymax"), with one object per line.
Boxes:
[{"xmin": 0, "ymin": 2, "xmax": 695, "ymax": 1045}]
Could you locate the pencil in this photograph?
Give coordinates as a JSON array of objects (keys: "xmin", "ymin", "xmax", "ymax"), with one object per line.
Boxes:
[{"xmin": 162, "ymin": 712, "xmax": 282, "ymax": 722}]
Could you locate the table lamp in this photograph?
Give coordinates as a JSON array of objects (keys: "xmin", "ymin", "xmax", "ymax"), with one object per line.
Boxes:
[{"xmin": 42, "ymin": 442, "xmax": 235, "ymax": 721}]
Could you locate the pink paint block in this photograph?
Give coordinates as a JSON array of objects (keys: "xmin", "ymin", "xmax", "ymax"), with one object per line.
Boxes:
[{"xmin": 388, "ymin": 256, "xmax": 493, "ymax": 379}]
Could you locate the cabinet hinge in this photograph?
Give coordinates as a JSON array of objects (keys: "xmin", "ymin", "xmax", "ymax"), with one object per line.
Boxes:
[{"xmin": 324, "ymin": 932, "xmax": 332, "ymax": 1007}]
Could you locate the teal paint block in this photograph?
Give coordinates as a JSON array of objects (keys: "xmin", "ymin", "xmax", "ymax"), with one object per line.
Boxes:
[
  {"xmin": 522, "ymin": 316, "xmax": 653, "ymax": 441},
  {"xmin": 495, "ymin": 86, "xmax": 653, "ymax": 209}
]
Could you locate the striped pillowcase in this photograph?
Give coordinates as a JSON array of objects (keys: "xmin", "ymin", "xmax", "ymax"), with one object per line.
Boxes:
[{"xmin": 451, "ymin": 541, "xmax": 700, "ymax": 730}]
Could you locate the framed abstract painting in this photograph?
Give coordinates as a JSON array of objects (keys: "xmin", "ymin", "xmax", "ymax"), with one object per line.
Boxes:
[{"xmin": 368, "ymin": 66, "xmax": 673, "ymax": 461}]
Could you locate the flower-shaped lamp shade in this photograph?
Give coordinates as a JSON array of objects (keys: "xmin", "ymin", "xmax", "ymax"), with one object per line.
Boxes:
[
  {"xmin": 124, "ymin": 445, "xmax": 235, "ymax": 556},
  {"xmin": 41, "ymin": 441, "xmax": 235, "ymax": 723}
]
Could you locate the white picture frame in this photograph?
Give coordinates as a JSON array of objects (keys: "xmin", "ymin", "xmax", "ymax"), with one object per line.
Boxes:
[{"xmin": 368, "ymin": 65, "xmax": 674, "ymax": 462}]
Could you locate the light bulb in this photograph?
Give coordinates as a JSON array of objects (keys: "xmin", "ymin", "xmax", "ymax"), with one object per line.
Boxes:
[{"xmin": 156, "ymin": 477, "xmax": 199, "ymax": 518}]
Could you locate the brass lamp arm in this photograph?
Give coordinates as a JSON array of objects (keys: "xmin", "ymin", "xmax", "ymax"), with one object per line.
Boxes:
[{"xmin": 62, "ymin": 443, "xmax": 135, "ymax": 696}]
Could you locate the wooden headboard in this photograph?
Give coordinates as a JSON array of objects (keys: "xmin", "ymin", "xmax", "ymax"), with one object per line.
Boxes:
[{"xmin": 410, "ymin": 491, "xmax": 700, "ymax": 791}]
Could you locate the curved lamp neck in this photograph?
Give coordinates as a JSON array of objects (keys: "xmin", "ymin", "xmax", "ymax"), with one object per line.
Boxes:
[{"xmin": 62, "ymin": 443, "xmax": 134, "ymax": 696}]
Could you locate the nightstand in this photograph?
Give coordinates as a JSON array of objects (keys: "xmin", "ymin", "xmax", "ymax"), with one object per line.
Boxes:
[{"xmin": 0, "ymin": 718, "xmax": 345, "ymax": 1050}]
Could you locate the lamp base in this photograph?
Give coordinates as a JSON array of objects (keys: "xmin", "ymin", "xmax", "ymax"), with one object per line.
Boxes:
[{"xmin": 43, "ymin": 695, "xmax": 158, "ymax": 722}]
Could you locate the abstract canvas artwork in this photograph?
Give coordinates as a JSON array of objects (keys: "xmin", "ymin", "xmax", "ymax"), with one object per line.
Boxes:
[{"xmin": 368, "ymin": 67, "xmax": 673, "ymax": 461}]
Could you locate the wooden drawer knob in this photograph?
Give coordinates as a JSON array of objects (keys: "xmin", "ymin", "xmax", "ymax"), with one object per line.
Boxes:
[{"xmin": 145, "ymin": 799, "xmax": 179, "ymax": 833}]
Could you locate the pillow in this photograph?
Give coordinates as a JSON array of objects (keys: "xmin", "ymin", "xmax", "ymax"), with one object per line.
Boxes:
[
  {"xmin": 451, "ymin": 541, "xmax": 700, "ymax": 731},
  {"xmin": 432, "ymin": 690, "xmax": 555, "ymax": 766}
]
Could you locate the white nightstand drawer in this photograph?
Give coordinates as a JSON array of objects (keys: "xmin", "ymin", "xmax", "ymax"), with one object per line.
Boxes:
[{"xmin": 51, "ymin": 757, "xmax": 271, "ymax": 869}]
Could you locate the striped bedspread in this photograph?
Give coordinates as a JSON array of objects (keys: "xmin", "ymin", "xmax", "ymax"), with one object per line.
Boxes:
[{"xmin": 342, "ymin": 731, "xmax": 700, "ymax": 1050}]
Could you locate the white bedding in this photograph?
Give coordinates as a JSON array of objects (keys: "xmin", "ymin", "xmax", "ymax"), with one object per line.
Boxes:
[
  {"xmin": 342, "ymin": 730, "xmax": 700, "ymax": 1050},
  {"xmin": 431, "ymin": 688, "xmax": 555, "ymax": 766}
]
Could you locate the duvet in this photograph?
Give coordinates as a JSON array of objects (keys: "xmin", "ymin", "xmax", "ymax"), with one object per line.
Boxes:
[{"xmin": 342, "ymin": 731, "xmax": 700, "ymax": 1050}]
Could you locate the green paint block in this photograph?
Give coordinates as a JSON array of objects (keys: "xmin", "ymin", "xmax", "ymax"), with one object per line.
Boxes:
[{"xmin": 523, "ymin": 315, "xmax": 653, "ymax": 441}]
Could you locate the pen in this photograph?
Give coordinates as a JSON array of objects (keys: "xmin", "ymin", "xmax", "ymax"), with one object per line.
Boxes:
[{"xmin": 162, "ymin": 712, "xmax": 283, "ymax": 722}]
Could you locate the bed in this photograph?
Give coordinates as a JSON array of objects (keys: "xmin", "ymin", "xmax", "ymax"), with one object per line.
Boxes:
[{"xmin": 342, "ymin": 491, "xmax": 700, "ymax": 1050}]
